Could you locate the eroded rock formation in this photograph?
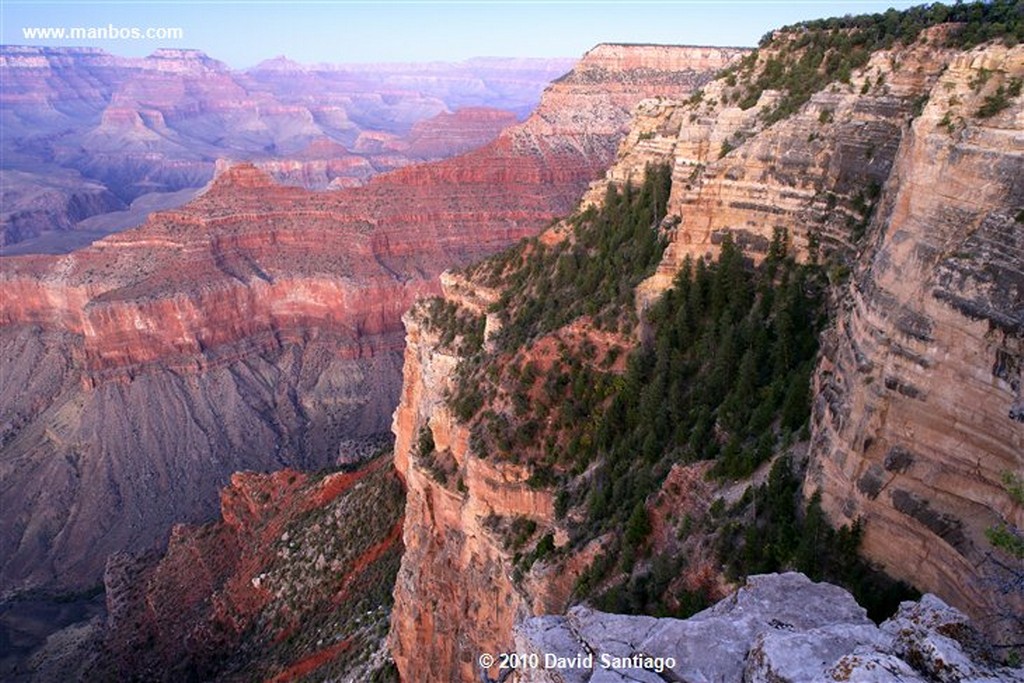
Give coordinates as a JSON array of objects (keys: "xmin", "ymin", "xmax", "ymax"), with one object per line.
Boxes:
[
  {"xmin": 806, "ymin": 43, "xmax": 1024, "ymax": 639},
  {"xmin": 88, "ymin": 456, "xmax": 404, "ymax": 682},
  {"xmin": 576, "ymin": 29, "xmax": 1023, "ymax": 634}
]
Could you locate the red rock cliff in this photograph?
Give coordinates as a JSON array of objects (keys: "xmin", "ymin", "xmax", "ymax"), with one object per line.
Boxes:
[{"xmin": 386, "ymin": 43, "xmax": 747, "ymax": 683}]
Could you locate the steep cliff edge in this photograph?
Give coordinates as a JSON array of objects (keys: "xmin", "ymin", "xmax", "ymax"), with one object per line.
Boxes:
[
  {"xmin": 579, "ymin": 21, "xmax": 1024, "ymax": 636},
  {"xmin": 389, "ymin": 15, "xmax": 1024, "ymax": 681},
  {"xmin": 806, "ymin": 42, "xmax": 1024, "ymax": 638}
]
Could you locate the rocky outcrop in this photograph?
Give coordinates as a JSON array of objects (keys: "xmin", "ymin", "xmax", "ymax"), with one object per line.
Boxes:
[
  {"xmin": 387, "ymin": 25, "xmax": 1024, "ymax": 680},
  {"xmin": 387, "ymin": 44, "xmax": 745, "ymax": 683},
  {"xmin": 91, "ymin": 455, "xmax": 404, "ymax": 682},
  {"xmin": 582, "ymin": 31, "xmax": 956, "ymax": 307},
  {"xmin": 513, "ymin": 573, "xmax": 1019, "ymax": 683},
  {"xmin": 389, "ymin": 291, "xmax": 561, "ymax": 683},
  {"xmin": 521, "ymin": 45, "xmax": 748, "ymax": 165}
]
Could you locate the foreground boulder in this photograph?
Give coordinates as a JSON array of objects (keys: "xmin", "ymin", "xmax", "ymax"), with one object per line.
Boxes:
[{"xmin": 512, "ymin": 573, "xmax": 1019, "ymax": 683}]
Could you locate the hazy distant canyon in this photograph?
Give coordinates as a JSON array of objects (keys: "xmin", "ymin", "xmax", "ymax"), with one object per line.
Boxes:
[{"xmin": 0, "ymin": 46, "xmax": 573, "ymax": 253}]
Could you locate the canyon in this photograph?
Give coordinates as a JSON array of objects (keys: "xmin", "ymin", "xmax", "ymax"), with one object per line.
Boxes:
[
  {"xmin": 0, "ymin": 45, "xmax": 573, "ymax": 251},
  {"xmin": 3, "ymin": 6, "xmax": 1023, "ymax": 683},
  {"xmin": 0, "ymin": 42, "xmax": 733, "ymax": 607}
]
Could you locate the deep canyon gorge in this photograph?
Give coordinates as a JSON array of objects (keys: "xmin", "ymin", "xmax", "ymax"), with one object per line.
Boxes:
[{"xmin": 1, "ymin": 3, "xmax": 1023, "ymax": 682}]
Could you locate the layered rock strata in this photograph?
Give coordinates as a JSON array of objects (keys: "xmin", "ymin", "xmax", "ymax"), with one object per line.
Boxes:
[
  {"xmin": 0, "ymin": 45, "xmax": 572, "ymax": 248},
  {"xmin": 806, "ymin": 42, "xmax": 1024, "ymax": 637},
  {"xmin": 389, "ymin": 31, "xmax": 1024, "ymax": 680},
  {"xmin": 387, "ymin": 45, "xmax": 747, "ymax": 682},
  {"xmin": 0, "ymin": 42, "xmax": 732, "ymax": 598}
]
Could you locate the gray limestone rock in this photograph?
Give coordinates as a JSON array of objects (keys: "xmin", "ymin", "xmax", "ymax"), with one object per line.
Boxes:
[{"xmin": 512, "ymin": 573, "xmax": 1021, "ymax": 683}]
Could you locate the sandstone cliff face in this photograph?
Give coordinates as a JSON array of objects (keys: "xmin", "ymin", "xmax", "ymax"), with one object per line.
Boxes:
[
  {"xmin": 582, "ymin": 33, "xmax": 954, "ymax": 307},
  {"xmin": 389, "ymin": 289, "xmax": 561, "ymax": 683},
  {"xmin": 386, "ymin": 45, "xmax": 745, "ymax": 683},
  {"xmin": 806, "ymin": 43, "xmax": 1024, "ymax": 636},
  {"xmin": 518, "ymin": 45, "xmax": 748, "ymax": 167}
]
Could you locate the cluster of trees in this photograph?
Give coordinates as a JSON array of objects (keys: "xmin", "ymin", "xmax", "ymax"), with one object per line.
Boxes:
[
  {"xmin": 436, "ymin": 164, "xmax": 914, "ymax": 624},
  {"xmin": 977, "ymin": 77, "xmax": 1023, "ymax": 117},
  {"xmin": 420, "ymin": 297, "xmax": 485, "ymax": 356},
  {"xmin": 563, "ymin": 230, "xmax": 842, "ymax": 616},
  {"xmin": 474, "ymin": 163, "xmax": 672, "ymax": 352},
  {"xmin": 717, "ymin": 457, "xmax": 917, "ymax": 622},
  {"xmin": 585, "ymin": 230, "xmax": 826, "ymax": 543},
  {"xmin": 449, "ymin": 164, "xmax": 672, "ymax": 427},
  {"xmin": 769, "ymin": 1, "xmax": 1024, "ymax": 50}
]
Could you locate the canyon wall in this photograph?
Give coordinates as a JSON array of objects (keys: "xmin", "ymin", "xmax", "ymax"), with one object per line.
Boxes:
[
  {"xmin": 586, "ymin": 31, "xmax": 1024, "ymax": 634},
  {"xmin": 389, "ymin": 31, "xmax": 1024, "ymax": 682},
  {"xmin": 388, "ymin": 44, "xmax": 746, "ymax": 683},
  {"xmin": 806, "ymin": 43, "xmax": 1024, "ymax": 636}
]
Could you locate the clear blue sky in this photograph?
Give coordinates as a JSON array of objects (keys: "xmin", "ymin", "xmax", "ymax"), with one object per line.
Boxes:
[{"xmin": 3, "ymin": 1, "xmax": 926, "ymax": 68}]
